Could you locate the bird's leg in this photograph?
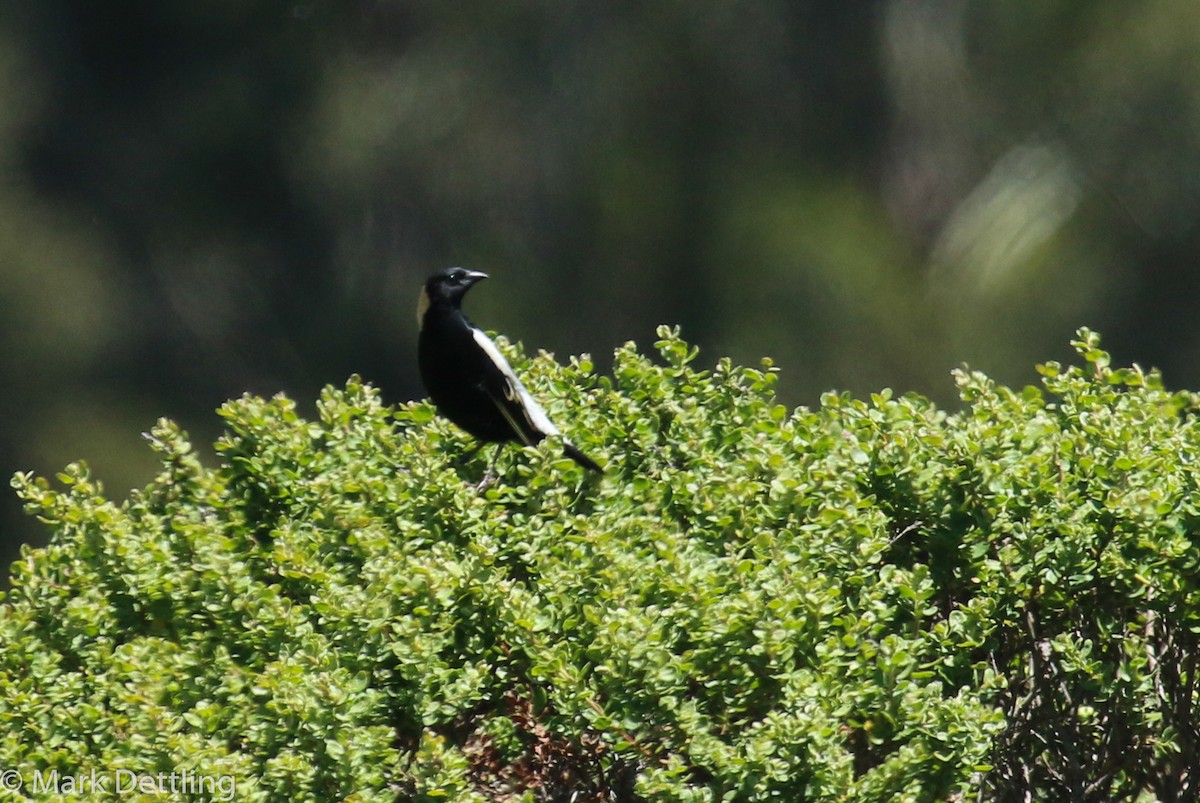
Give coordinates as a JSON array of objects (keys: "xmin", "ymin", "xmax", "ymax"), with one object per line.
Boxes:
[{"xmin": 475, "ymin": 445, "xmax": 504, "ymax": 491}]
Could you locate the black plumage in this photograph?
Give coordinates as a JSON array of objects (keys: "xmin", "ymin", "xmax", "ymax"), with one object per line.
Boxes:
[{"xmin": 417, "ymin": 267, "xmax": 602, "ymax": 476}]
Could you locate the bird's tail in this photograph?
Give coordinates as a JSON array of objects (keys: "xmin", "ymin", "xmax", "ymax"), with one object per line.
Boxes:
[{"xmin": 563, "ymin": 440, "xmax": 602, "ymax": 473}]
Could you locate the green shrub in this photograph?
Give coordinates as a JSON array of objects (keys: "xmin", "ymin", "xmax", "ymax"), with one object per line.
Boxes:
[{"xmin": 2, "ymin": 326, "xmax": 1197, "ymax": 801}]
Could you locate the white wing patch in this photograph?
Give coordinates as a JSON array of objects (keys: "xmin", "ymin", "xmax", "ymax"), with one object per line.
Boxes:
[{"xmin": 472, "ymin": 327, "xmax": 560, "ymax": 442}]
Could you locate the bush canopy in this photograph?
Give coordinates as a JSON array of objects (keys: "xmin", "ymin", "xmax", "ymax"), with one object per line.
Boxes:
[{"xmin": 2, "ymin": 327, "xmax": 1197, "ymax": 801}]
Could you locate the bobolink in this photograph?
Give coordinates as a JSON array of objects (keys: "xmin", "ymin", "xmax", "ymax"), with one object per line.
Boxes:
[{"xmin": 417, "ymin": 267, "xmax": 602, "ymax": 479}]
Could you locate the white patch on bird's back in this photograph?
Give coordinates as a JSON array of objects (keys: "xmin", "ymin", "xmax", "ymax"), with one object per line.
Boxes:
[
  {"xmin": 472, "ymin": 327, "xmax": 560, "ymax": 440},
  {"xmin": 416, "ymin": 287, "xmax": 431, "ymax": 328}
]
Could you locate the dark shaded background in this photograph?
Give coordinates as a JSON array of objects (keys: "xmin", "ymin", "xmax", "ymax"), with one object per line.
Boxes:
[{"xmin": 2, "ymin": 1, "xmax": 1198, "ymax": 562}]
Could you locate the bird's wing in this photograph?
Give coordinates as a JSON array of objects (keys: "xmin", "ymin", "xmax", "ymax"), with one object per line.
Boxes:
[{"xmin": 471, "ymin": 327, "xmax": 560, "ymax": 444}]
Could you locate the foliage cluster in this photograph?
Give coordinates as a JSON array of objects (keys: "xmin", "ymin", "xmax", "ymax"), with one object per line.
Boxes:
[{"xmin": 2, "ymin": 327, "xmax": 1197, "ymax": 801}]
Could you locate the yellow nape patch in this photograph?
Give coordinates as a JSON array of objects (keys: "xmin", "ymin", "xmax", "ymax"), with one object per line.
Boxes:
[{"xmin": 416, "ymin": 287, "xmax": 430, "ymax": 328}]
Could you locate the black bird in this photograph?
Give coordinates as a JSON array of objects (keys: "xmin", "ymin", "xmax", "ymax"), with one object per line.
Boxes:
[{"xmin": 417, "ymin": 267, "xmax": 602, "ymax": 479}]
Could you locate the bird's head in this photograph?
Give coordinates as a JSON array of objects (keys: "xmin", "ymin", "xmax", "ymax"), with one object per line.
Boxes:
[{"xmin": 418, "ymin": 267, "xmax": 488, "ymax": 324}]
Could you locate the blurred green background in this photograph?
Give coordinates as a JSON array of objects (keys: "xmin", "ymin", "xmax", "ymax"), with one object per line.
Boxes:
[{"xmin": 3, "ymin": 1, "xmax": 1199, "ymax": 561}]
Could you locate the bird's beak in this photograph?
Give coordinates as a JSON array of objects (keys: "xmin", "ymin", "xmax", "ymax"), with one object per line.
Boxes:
[{"xmin": 463, "ymin": 270, "xmax": 489, "ymax": 284}]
